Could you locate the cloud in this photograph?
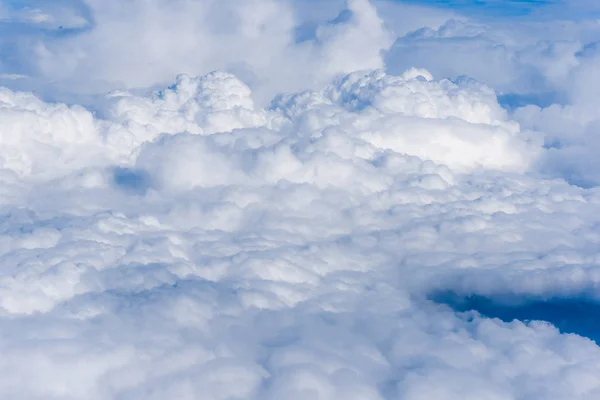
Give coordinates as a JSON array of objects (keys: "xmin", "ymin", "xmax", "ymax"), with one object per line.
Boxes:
[
  {"xmin": 380, "ymin": 8, "xmax": 600, "ymax": 187},
  {"xmin": 3, "ymin": 0, "xmax": 600, "ymax": 399},
  {"xmin": 0, "ymin": 86, "xmax": 105, "ymax": 177},
  {"xmin": 0, "ymin": 0, "xmax": 396, "ymax": 106},
  {"xmin": 1, "ymin": 65, "xmax": 599, "ymax": 398}
]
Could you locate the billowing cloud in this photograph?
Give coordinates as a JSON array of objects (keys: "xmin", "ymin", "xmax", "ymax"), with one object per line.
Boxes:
[
  {"xmin": 0, "ymin": 0, "xmax": 397, "ymax": 105},
  {"xmin": 2, "ymin": 0, "xmax": 600, "ymax": 399}
]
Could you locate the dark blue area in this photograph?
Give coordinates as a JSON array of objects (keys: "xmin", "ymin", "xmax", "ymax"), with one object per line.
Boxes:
[
  {"xmin": 432, "ymin": 291, "xmax": 600, "ymax": 342},
  {"xmin": 294, "ymin": 9, "xmax": 354, "ymax": 44},
  {"xmin": 498, "ymin": 92, "xmax": 563, "ymax": 110},
  {"xmin": 544, "ymin": 167, "xmax": 597, "ymax": 190},
  {"xmin": 329, "ymin": 9, "xmax": 354, "ymax": 25},
  {"xmin": 398, "ymin": 0, "xmax": 555, "ymax": 17},
  {"xmin": 294, "ymin": 22, "xmax": 318, "ymax": 44},
  {"xmin": 112, "ymin": 167, "xmax": 151, "ymax": 195}
]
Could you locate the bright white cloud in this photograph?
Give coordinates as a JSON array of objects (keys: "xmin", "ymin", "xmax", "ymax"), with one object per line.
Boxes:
[{"xmin": 2, "ymin": 0, "xmax": 600, "ymax": 399}]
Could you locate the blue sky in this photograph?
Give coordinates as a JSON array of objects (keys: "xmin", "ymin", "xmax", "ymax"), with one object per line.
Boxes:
[{"xmin": 400, "ymin": 0, "xmax": 561, "ymax": 17}]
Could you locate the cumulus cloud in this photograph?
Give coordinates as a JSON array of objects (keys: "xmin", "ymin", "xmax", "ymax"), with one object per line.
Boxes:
[
  {"xmin": 0, "ymin": 64, "xmax": 597, "ymax": 398},
  {"xmin": 0, "ymin": 0, "xmax": 397, "ymax": 105},
  {"xmin": 379, "ymin": 6, "xmax": 600, "ymax": 187},
  {"xmin": 0, "ymin": 87, "xmax": 105, "ymax": 177},
  {"xmin": 3, "ymin": 0, "xmax": 600, "ymax": 399}
]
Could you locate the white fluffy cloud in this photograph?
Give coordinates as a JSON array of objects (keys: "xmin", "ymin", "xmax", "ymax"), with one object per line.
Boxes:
[
  {"xmin": 0, "ymin": 0, "xmax": 394, "ymax": 105},
  {"xmin": 0, "ymin": 87, "xmax": 104, "ymax": 177},
  {"xmin": 2, "ymin": 0, "xmax": 600, "ymax": 399},
  {"xmin": 0, "ymin": 65, "xmax": 597, "ymax": 399}
]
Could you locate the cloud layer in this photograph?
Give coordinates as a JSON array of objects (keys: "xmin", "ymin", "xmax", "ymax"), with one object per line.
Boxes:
[{"xmin": 2, "ymin": 0, "xmax": 600, "ymax": 399}]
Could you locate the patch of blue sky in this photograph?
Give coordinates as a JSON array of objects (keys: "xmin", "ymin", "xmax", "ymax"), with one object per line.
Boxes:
[
  {"xmin": 432, "ymin": 291, "xmax": 600, "ymax": 343},
  {"xmin": 397, "ymin": 0, "xmax": 554, "ymax": 17},
  {"xmin": 398, "ymin": 0, "xmax": 600, "ymax": 19}
]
